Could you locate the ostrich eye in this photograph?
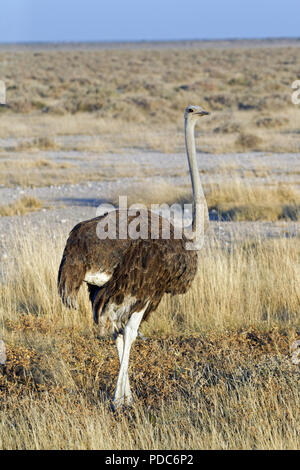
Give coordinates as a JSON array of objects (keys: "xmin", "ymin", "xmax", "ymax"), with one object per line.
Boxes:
[{"xmin": 188, "ymin": 109, "xmax": 194, "ymax": 113}]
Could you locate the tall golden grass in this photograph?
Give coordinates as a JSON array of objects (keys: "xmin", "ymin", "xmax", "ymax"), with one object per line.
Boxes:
[
  {"xmin": 205, "ymin": 181, "xmax": 300, "ymax": 221},
  {"xmin": 110, "ymin": 180, "xmax": 300, "ymax": 222},
  {"xmin": 0, "ymin": 228, "xmax": 299, "ymax": 449}
]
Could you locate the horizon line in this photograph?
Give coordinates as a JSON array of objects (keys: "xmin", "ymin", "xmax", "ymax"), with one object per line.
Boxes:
[{"xmin": 0, "ymin": 36, "xmax": 300, "ymax": 46}]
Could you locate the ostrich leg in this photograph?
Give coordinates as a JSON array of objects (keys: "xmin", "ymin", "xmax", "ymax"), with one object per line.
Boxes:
[
  {"xmin": 115, "ymin": 333, "xmax": 132, "ymax": 405},
  {"xmin": 113, "ymin": 310, "xmax": 145, "ymax": 409}
]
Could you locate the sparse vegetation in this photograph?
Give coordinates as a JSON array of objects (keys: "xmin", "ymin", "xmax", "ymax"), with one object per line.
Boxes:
[
  {"xmin": 0, "ymin": 41, "xmax": 299, "ymax": 449},
  {"xmin": 0, "ymin": 44, "xmax": 299, "ymax": 154},
  {"xmin": 0, "ymin": 196, "xmax": 43, "ymax": 216},
  {"xmin": 235, "ymin": 132, "xmax": 263, "ymax": 151},
  {"xmin": 15, "ymin": 136, "xmax": 57, "ymax": 151}
]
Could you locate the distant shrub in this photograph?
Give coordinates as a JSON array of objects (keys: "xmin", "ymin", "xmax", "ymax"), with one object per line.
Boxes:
[
  {"xmin": 235, "ymin": 132, "xmax": 263, "ymax": 150},
  {"xmin": 214, "ymin": 121, "xmax": 242, "ymax": 134},
  {"xmin": 255, "ymin": 116, "xmax": 289, "ymax": 128}
]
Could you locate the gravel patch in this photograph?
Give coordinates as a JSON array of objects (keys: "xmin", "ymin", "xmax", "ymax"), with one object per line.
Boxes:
[{"xmin": 0, "ymin": 150, "xmax": 299, "ymax": 271}]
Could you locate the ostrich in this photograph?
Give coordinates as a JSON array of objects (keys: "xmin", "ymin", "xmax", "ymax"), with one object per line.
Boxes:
[{"xmin": 58, "ymin": 104, "xmax": 210, "ymax": 409}]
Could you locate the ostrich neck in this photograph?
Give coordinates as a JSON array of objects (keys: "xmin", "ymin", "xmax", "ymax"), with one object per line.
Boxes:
[{"xmin": 184, "ymin": 117, "xmax": 208, "ymax": 234}]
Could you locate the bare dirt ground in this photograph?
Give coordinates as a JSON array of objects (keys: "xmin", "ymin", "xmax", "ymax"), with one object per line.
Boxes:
[{"xmin": 0, "ymin": 147, "xmax": 299, "ymax": 253}]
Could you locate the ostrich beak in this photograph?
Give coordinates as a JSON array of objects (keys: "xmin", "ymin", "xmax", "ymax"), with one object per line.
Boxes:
[{"xmin": 196, "ymin": 110, "xmax": 210, "ymax": 116}]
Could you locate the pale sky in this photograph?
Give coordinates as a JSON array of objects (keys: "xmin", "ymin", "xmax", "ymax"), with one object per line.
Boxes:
[{"xmin": 0, "ymin": 0, "xmax": 299, "ymax": 43}]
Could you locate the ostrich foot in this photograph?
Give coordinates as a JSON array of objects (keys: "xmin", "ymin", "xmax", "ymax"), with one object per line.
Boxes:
[{"xmin": 111, "ymin": 394, "xmax": 133, "ymax": 412}]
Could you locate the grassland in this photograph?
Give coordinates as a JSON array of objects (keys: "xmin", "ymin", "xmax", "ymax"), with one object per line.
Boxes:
[
  {"xmin": 0, "ymin": 43, "xmax": 299, "ymax": 218},
  {"xmin": 0, "ymin": 229, "xmax": 299, "ymax": 449},
  {"xmin": 0, "ymin": 44, "xmax": 300, "ymax": 156},
  {"xmin": 0, "ymin": 41, "xmax": 300, "ymax": 449}
]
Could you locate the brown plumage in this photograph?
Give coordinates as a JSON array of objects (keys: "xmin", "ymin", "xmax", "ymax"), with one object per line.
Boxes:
[
  {"xmin": 58, "ymin": 210, "xmax": 198, "ymax": 330},
  {"xmin": 57, "ymin": 104, "xmax": 210, "ymax": 409}
]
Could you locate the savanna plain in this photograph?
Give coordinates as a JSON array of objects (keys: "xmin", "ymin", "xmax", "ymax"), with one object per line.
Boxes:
[{"xmin": 0, "ymin": 40, "xmax": 300, "ymax": 449}]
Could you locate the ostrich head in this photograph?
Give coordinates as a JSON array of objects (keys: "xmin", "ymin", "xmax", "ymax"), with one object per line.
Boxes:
[
  {"xmin": 291, "ymin": 340, "xmax": 300, "ymax": 365},
  {"xmin": 184, "ymin": 104, "xmax": 210, "ymax": 121}
]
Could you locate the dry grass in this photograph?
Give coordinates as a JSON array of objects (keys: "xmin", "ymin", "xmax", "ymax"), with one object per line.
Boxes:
[
  {"xmin": 235, "ymin": 132, "xmax": 263, "ymax": 151},
  {"xmin": 0, "ymin": 42, "xmax": 300, "ymax": 449},
  {"xmin": 0, "ymin": 229, "xmax": 299, "ymax": 449},
  {"xmin": 14, "ymin": 137, "xmax": 58, "ymax": 151},
  {"xmin": 0, "ymin": 196, "xmax": 43, "ymax": 216},
  {"xmin": 109, "ymin": 181, "xmax": 192, "ymax": 208},
  {"xmin": 109, "ymin": 180, "xmax": 300, "ymax": 221},
  {"xmin": 0, "ymin": 45, "xmax": 299, "ymax": 154},
  {"xmin": 206, "ymin": 181, "xmax": 300, "ymax": 221},
  {"xmin": 0, "ymin": 156, "xmax": 78, "ymax": 187},
  {"xmin": 0, "ymin": 152, "xmax": 172, "ymax": 187}
]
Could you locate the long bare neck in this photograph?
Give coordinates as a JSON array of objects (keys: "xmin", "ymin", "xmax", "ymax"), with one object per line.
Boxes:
[{"xmin": 184, "ymin": 117, "xmax": 208, "ymax": 234}]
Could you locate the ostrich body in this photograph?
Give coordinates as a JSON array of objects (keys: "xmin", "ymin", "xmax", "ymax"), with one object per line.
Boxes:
[{"xmin": 58, "ymin": 105, "xmax": 210, "ymax": 408}]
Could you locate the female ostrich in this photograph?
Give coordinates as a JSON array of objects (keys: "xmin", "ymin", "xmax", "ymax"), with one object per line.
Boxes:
[{"xmin": 58, "ymin": 105, "xmax": 210, "ymax": 409}]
